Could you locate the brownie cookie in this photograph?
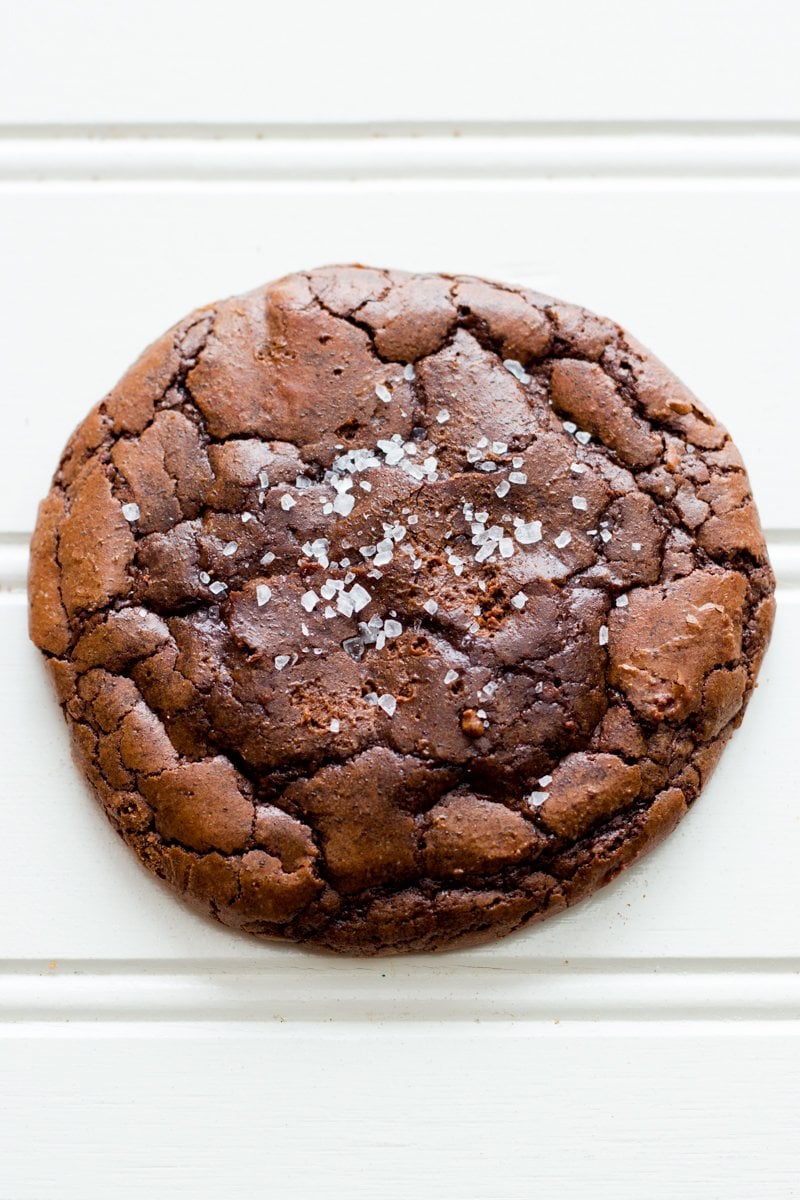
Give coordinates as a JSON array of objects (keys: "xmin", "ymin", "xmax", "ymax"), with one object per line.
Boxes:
[{"xmin": 28, "ymin": 266, "xmax": 775, "ymax": 954}]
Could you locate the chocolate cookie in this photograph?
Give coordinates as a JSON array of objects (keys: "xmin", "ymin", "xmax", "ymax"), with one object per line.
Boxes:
[{"xmin": 28, "ymin": 266, "xmax": 775, "ymax": 954}]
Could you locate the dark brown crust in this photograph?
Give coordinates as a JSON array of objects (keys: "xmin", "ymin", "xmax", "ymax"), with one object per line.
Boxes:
[{"xmin": 28, "ymin": 265, "xmax": 775, "ymax": 955}]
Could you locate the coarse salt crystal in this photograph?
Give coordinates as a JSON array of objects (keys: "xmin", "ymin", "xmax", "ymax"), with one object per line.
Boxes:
[
  {"xmin": 444, "ymin": 670, "xmax": 459, "ymax": 685},
  {"xmin": 121, "ymin": 503, "xmax": 140, "ymax": 522},
  {"xmin": 403, "ymin": 363, "xmax": 416, "ymax": 381},
  {"xmin": 349, "ymin": 583, "xmax": 371, "ymax": 612},
  {"xmin": 336, "ymin": 592, "xmax": 355, "ymax": 617},
  {"xmin": 515, "ymin": 521, "xmax": 542, "ymax": 545},
  {"xmin": 511, "ymin": 592, "xmax": 527, "ymax": 609},
  {"xmin": 492, "ymin": 441, "xmax": 508, "ymax": 454},
  {"xmin": 499, "ymin": 537, "xmax": 515, "ymax": 558},
  {"xmin": 575, "ymin": 430, "xmax": 591, "ymax": 445},
  {"xmin": 242, "ymin": 512, "xmax": 254, "ymax": 523},
  {"xmin": 562, "ymin": 421, "xmax": 577, "ymax": 434},
  {"xmin": 378, "ymin": 693, "xmax": 397, "ymax": 716},
  {"xmin": 209, "ymin": 580, "xmax": 227, "ymax": 595},
  {"xmin": 572, "ymin": 496, "xmax": 588, "ymax": 511},
  {"xmin": 329, "ymin": 719, "xmax": 341, "ymax": 733},
  {"xmin": 301, "ymin": 590, "xmax": 319, "ymax": 612},
  {"xmin": 570, "ymin": 462, "xmax": 586, "ymax": 475},
  {"xmin": 256, "ymin": 584, "xmax": 271, "ymax": 606},
  {"xmin": 615, "ymin": 594, "xmax": 629, "ymax": 608},
  {"xmin": 527, "ymin": 790, "xmax": 549, "ymax": 806},
  {"xmin": 632, "ymin": 541, "xmax": 642, "ymax": 551},
  {"xmin": 600, "ymin": 529, "xmax": 613, "ymax": 543},
  {"xmin": 383, "ymin": 619, "xmax": 402, "ymax": 638},
  {"xmin": 375, "ymin": 383, "xmax": 392, "ymax": 403},
  {"xmin": 538, "ymin": 775, "xmax": 553, "ymax": 787},
  {"xmin": 599, "ymin": 625, "xmax": 609, "ymax": 646},
  {"xmin": 554, "ymin": 530, "xmax": 572, "ymax": 549},
  {"xmin": 280, "ymin": 494, "xmax": 296, "ymax": 511},
  {"xmin": 222, "ymin": 541, "xmax": 238, "ymax": 556},
  {"xmin": 436, "ymin": 408, "xmax": 451, "ymax": 424},
  {"xmin": 274, "ymin": 655, "xmax": 291, "ymax": 671},
  {"xmin": 332, "ymin": 492, "xmax": 355, "ymax": 517},
  {"xmin": 509, "ymin": 471, "xmax": 528, "ymax": 485},
  {"xmin": 495, "ymin": 479, "xmax": 511, "ymax": 499},
  {"xmin": 423, "ymin": 599, "xmax": 438, "ymax": 615}
]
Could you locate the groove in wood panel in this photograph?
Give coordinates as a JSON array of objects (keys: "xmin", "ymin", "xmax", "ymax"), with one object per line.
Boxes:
[
  {"xmin": 2, "ymin": 960, "xmax": 799, "ymax": 1023},
  {"xmin": 4, "ymin": 130, "xmax": 800, "ymax": 181}
]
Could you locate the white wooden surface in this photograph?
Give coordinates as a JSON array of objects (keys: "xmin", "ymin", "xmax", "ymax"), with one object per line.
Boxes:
[{"xmin": 2, "ymin": 3, "xmax": 799, "ymax": 1197}]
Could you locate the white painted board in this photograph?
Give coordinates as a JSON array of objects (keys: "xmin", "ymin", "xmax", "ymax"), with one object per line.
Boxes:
[
  {"xmin": 2, "ymin": 3, "xmax": 800, "ymax": 1196},
  {"xmin": 2, "ymin": 0, "xmax": 799, "ymax": 125}
]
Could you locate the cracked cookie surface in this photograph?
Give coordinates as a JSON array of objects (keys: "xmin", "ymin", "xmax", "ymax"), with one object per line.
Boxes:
[{"xmin": 28, "ymin": 265, "xmax": 775, "ymax": 954}]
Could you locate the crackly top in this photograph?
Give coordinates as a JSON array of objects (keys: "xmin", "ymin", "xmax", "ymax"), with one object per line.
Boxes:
[{"xmin": 28, "ymin": 265, "xmax": 775, "ymax": 954}]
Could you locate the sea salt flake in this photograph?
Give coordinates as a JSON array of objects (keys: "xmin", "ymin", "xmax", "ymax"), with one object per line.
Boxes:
[
  {"xmin": 336, "ymin": 592, "xmax": 355, "ymax": 618},
  {"xmin": 492, "ymin": 441, "xmax": 508, "ymax": 454},
  {"xmin": 512, "ymin": 456, "xmax": 524, "ymax": 469},
  {"xmin": 349, "ymin": 583, "xmax": 371, "ymax": 613},
  {"xmin": 499, "ymin": 538, "xmax": 515, "ymax": 558},
  {"xmin": 538, "ymin": 775, "xmax": 553, "ymax": 787},
  {"xmin": 378, "ymin": 693, "xmax": 397, "ymax": 716},
  {"xmin": 383, "ymin": 619, "xmax": 402, "ymax": 639},
  {"xmin": 436, "ymin": 408, "xmax": 451, "ymax": 424},
  {"xmin": 554, "ymin": 530, "xmax": 572, "ymax": 549},
  {"xmin": 444, "ymin": 670, "xmax": 459, "ymax": 685},
  {"xmin": 511, "ymin": 592, "xmax": 528, "ymax": 609},
  {"xmin": 332, "ymin": 492, "xmax": 355, "ymax": 517},
  {"xmin": 575, "ymin": 430, "xmax": 592, "ymax": 445},
  {"xmin": 423, "ymin": 599, "xmax": 439, "ymax": 615},
  {"xmin": 260, "ymin": 551, "xmax": 275, "ymax": 565},
  {"xmin": 375, "ymin": 383, "xmax": 392, "ymax": 403},
  {"xmin": 274, "ymin": 655, "xmax": 291, "ymax": 671},
  {"xmin": 280, "ymin": 494, "xmax": 297, "ymax": 511},
  {"xmin": 121, "ymin": 503, "xmax": 140, "ymax": 522},
  {"xmin": 515, "ymin": 521, "xmax": 542, "ymax": 545},
  {"xmin": 632, "ymin": 541, "xmax": 642, "ymax": 551},
  {"xmin": 570, "ymin": 462, "xmax": 587, "ymax": 475},
  {"xmin": 301, "ymin": 590, "xmax": 319, "ymax": 612},
  {"xmin": 329, "ymin": 719, "xmax": 341, "ymax": 733},
  {"xmin": 600, "ymin": 529, "xmax": 613, "ymax": 543},
  {"xmin": 479, "ymin": 461, "xmax": 497, "ymax": 472},
  {"xmin": 509, "ymin": 471, "xmax": 528, "ymax": 485},
  {"xmin": 242, "ymin": 512, "xmax": 254, "ymax": 523},
  {"xmin": 495, "ymin": 480, "xmax": 511, "ymax": 498},
  {"xmin": 615, "ymin": 594, "xmax": 629, "ymax": 608},
  {"xmin": 256, "ymin": 584, "xmax": 272, "ymax": 607},
  {"xmin": 342, "ymin": 636, "xmax": 365, "ymax": 662},
  {"xmin": 528, "ymin": 791, "xmax": 549, "ymax": 806},
  {"xmin": 360, "ymin": 480, "xmax": 373, "ymax": 492},
  {"xmin": 222, "ymin": 541, "xmax": 238, "ymax": 557},
  {"xmin": 258, "ymin": 471, "xmax": 270, "ymax": 489},
  {"xmin": 324, "ymin": 605, "xmax": 336, "ymax": 620},
  {"xmin": 572, "ymin": 496, "xmax": 588, "ymax": 511},
  {"xmin": 599, "ymin": 624, "xmax": 609, "ymax": 646},
  {"xmin": 562, "ymin": 421, "xmax": 578, "ymax": 434},
  {"xmin": 404, "ymin": 363, "xmax": 416, "ymax": 381},
  {"xmin": 209, "ymin": 580, "xmax": 227, "ymax": 595}
]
